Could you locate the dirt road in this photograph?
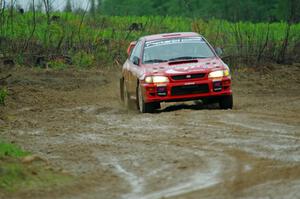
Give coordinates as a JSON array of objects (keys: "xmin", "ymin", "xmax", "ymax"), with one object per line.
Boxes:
[{"xmin": 1, "ymin": 64, "xmax": 300, "ymax": 199}]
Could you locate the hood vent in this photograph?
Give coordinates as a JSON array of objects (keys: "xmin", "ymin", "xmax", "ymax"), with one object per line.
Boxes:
[{"xmin": 168, "ymin": 59, "xmax": 198, "ymax": 66}]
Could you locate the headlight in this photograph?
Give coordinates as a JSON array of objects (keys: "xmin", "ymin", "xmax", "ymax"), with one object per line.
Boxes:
[
  {"xmin": 145, "ymin": 76, "xmax": 169, "ymax": 83},
  {"xmin": 208, "ymin": 69, "xmax": 230, "ymax": 78}
]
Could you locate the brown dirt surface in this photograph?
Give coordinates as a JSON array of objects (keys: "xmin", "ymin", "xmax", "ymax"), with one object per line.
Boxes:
[{"xmin": 0, "ymin": 63, "xmax": 300, "ymax": 199}]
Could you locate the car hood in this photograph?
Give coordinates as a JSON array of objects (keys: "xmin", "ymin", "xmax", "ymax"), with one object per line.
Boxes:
[{"xmin": 143, "ymin": 58, "xmax": 227, "ymax": 76}]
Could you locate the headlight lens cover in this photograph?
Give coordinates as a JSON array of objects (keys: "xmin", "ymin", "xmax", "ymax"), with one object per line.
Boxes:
[
  {"xmin": 209, "ymin": 69, "xmax": 230, "ymax": 78},
  {"xmin": 145, "ymin": 76, "xmax": 169, "ymax": 83}
]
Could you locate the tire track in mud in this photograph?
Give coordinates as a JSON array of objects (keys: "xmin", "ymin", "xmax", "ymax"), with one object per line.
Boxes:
[
  {"xmin": 7, "ymin": 103, "xmax": 300, "ymax": 199},
  {"xmin": 214, "ymin": 113, "xmax": 300, "ymax": 162},
  {"xmin": 39, "ymin": 105, "xmax": 237, "ymax": 198},
  {"xmin": 85, "ymin": 105, "xmax": 299, "ymax": 199},
  {"xmin": 72, "ymin": 106, "xmax": 250, "ymax": 199}
]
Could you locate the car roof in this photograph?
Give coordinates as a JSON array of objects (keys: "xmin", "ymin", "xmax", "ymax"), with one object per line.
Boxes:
[{"xmin": 141, "ymin": 32, "xmax": 202, "ymax": 41}]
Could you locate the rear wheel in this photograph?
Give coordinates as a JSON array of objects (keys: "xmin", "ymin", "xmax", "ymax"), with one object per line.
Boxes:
[
  {"xmin": 137, "ymin": 84, "xmax": 159, "ymax": 113},
  {"xmin": 219, "ymin": 95, "xmax": 233, "ymax": 109}
]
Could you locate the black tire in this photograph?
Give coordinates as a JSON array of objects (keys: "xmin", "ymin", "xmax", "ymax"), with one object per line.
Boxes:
[
  {"xmin": 219, "ymin": 95, "xmax": 233, "ymax": 109},
  {"xmin": 151, "ymin": 102, "xmax": 161, "ymax": 110},
  {"xmin": 137, "ymin": 84, "xmax": 155, "ymax": 113}
]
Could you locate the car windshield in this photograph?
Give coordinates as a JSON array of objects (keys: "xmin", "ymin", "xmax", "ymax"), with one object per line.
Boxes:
[{"xmin": 143, "ymin": 37, "xmax": 215, "ymax": 64}]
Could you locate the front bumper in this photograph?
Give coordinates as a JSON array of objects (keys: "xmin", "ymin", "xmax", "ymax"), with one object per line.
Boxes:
[{"xmin": 141, "ymin": 77, "xmax": 232, "ymax": 103}]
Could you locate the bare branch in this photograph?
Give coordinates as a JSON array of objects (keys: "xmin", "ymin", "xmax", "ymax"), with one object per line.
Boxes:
[
  {"xmin": 0, "ymin": 74, "xmax": 12, "ymax": 81},
  {"xmin": 42, "ymin": 0, "xmax": 51, "ymax": 24},
  {"xmin": 24, "ymin": 0, "xmax": 36, "ymax": 51}
]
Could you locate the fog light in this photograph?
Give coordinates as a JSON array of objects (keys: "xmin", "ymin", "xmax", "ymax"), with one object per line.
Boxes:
[
  {"xmin": 157, "ymin": 86, "xmax": 167, "ymax": 96},
  {"xmin": 213, "ymin": 81, "xmax": 222, "ymax": 92}
]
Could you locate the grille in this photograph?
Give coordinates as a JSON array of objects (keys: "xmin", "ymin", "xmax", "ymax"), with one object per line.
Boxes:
[
  {"xmin": 171, "ymin": 84, "xmax": 209, "ymax": 96},
  {"xmin": 171, "ymin": 73, "xmax": 206, "ymax": 81}
]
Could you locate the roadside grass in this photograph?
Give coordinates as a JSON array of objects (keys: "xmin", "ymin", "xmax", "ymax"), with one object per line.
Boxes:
[
  {"xmin": 0, "ymin": 140, "xmax": 29, "ymax": 158},
  {"xmin": 0, "ymin": 88, "xmax": 8, "ymax": 106},
  {"xmin": 1, "ymin": 11, "xmax": 299, "ymax": 68},
  {"xmin": 0, "ymin": 140, "xmax": 73, "ymax": 193}
]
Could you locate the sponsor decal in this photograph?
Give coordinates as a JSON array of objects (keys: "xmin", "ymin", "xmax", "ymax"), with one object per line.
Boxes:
[
  {"xmin": 145, "ymin": 37, "xmax": 205, "ymax": 48},
  {"xmin": 184, "ymin": 82, "xmax": 196, "ymax": 85}
]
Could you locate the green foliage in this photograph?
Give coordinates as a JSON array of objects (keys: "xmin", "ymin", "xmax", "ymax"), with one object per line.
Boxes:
[
  {"xmin": 0, "ymin": 162, "xmax": 72, "ymax": 192},
  {"xmin": 101, "ymin": 0, "xmax": 300, "ymax": 23},
  {"xmin": 0, "ymin": 88, "xmax": 8, "ymax": 106},
  {"xmin": 90, "ymin": 0, "xmax": 96, "ymax": 16},
  {"xmin": 0, "ymin": 140, "xmax": 29, "ymax": 158},
  {"xmin": 48, "ymin": 60, "xmax": 68, "ymax": 70},
  {"xmin": 0, "ymin": 11, "xmax": 299, "ymax": 67},
  {"xmin": 72, "ymin": 51, "xmax": 95, "ymax": 69},
  {"xmin": 96, "ymin": 0, "xmax": 102, "ymax": 13},
  {"xmin": 0, "ymin": 163, "xmax": 25, "ymax": 191},
  {"xmin": 0, "ymin": 140, "xmax": 72, "ymax": 192}
]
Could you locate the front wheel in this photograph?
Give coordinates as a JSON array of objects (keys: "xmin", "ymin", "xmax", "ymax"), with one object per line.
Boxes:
[
  {"xmin": 219, "ymin": 95, "xmax": 233, "ymax": 109},
  {"xmin": 137, "ymin": 84, "xmax": 158, "ymax": 113},
  {"xmin": 120, "ymin": 78, "xmax": 124, "ymax": 102},
  {"xmin": 122, "ymin": 79, "xmax": 135, "ymax": 110}
]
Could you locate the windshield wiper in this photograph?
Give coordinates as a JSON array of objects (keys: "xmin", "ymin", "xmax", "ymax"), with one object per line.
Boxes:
[
  {"xmin": 168, "ymin": 56, "xmax": 206, "ymax": 61},
  {"xmin": 144, "ymin": 59, "xmax": 168, "ymax": 64}
]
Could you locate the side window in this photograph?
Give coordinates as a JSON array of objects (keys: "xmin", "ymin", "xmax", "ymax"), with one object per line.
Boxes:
[{"xmin": 130, "ymin": 40, "xmax": 143, "ymax": 62}]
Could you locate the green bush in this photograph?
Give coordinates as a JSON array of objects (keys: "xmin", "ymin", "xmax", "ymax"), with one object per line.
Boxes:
[
  {"xmin": 72, "ymin": 51, "xmax": 95, "ymax": 69},
  {"xmin": 0, "ymin": 88, "xmax": 8, "ymax": 105},
  {"xmin": 0, "ymin": 140, "xmax": 29, "ymax": 158},
  {"xmin": 48, "ymin": 60, "xmax": 68, "ymax": 70}
]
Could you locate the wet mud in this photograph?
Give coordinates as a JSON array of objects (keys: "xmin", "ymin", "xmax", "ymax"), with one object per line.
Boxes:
[{"xmin": 0, "ymin": 65, "xmax": 300, "ymax": 199}]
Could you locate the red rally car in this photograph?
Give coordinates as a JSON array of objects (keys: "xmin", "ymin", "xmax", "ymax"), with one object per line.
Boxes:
[{"xmin": 120, "ymin": 32, "xmax": 233, "ymax": 113}]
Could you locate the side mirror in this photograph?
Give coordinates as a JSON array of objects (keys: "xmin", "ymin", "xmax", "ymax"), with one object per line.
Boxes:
[
  {"xmin": 215, "ymin": 47, "xmax": 223, "ymax": 56},
  {"xmin": 133, "ymin": 56, "xmax": 140, "ymax": 65},
  {"xmin": 127, "ymin": 41, "xmax": 137, "ymax": 57}
]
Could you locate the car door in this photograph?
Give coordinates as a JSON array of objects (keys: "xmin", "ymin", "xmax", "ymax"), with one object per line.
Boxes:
[{"xmin": 127, "ymin": 40, "xmax": 143, "ymax": 97}]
